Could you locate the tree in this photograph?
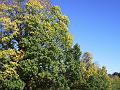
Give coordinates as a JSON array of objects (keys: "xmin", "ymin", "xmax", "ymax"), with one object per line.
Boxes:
[
  {"xmin": 111, "ymin": 76, "xmax": 120, "ymax": 90},
  {"xmin": 64, "ymin": 44, "xmax": 82, "ymax": 89},
  {"xmin": 80, "ymin": 52, "xmax": 112, "ymax": 90},
  {"xmin": 0, "ymin": 0, "xmax": 73, "ymax": 89},
  {"xmin": 109, "ymin": 72, "xmax": 120, "ymax": 90},
  {"xmin": 112, "ymin": 72, "xmax": 120, "ymax": 78},
  {"xmin": 81, "ymin": 52, "xmax": 93, "ymax": 68}
]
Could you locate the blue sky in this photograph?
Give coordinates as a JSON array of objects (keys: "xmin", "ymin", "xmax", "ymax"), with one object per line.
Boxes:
[{"xmin": 52, "ymin": 0, "xmax": 120, "ymax": 74}]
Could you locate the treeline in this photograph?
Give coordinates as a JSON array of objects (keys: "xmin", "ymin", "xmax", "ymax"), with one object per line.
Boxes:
[
  {"xmin": 0, "ymin": 0, "xmax": 119, "ymax": 90},
  {"xmin": 109, "ymin": 72, "xmax": 120, "ymax": 90},
  {"xmin": 110, "ymin": 72, "xmax": 120, "ymax": 78}
]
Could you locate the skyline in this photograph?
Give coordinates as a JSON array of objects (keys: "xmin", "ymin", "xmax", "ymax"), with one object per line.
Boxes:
[{"xmin": 52, "ymin": 0, "xmax": 120, "ymax": 74}]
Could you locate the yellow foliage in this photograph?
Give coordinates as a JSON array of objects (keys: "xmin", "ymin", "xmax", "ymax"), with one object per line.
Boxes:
[
  {"xmin": 0, "ymin": 49, "xmax": 24, "ymax": 63},
  {"xmin": 0, "ymin": 3, "xmax": 8, "ymax": 10},
  {"xmin": 1, "ymin": 17, "xmax": 19, "ymax": 42},
  {"xmin": 80, "ymin": 61, "xmax": 98, "ymax": 80},
  {"xmin": 0, "ymin": 49, "xmax": 16, "ymax": 59},
  {"xmin": 12, "ymin": 50, "xmax": 24, "ymax": 62},
  {"xmin": 2, "ymin": 17, "xmax": 19, "ymax": 31},
  {"xmin": 2, "ymin": 68, "xmax": 18, "ymax": 79},
  {"xmin": 27, "ymin": 0, "xmax": 43, "ymax": 9}
]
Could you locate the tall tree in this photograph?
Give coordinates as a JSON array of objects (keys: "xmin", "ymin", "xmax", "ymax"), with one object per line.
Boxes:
[
  {"xmin": 64, "ymin": 44, "xmax": 82, "ymax": 89},
  {"xmin": 0, "ymin": 0, "xmax": 73, "ymax": 89}
]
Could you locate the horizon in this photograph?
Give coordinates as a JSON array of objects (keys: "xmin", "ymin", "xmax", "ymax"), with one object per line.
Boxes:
[{"xmin": 52, "ymin": 0, "xmax": 120, "ymax": 74}]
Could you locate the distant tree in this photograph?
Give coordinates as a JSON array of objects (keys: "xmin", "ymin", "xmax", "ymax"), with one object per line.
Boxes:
[
  {"xmin": 109, "ymin": 72, "xmax": 120, "ymax": 90},
  {"xmin": 112, "ymin": 72, "xmax": 120, "ymax": 78},
  {"xmin": 111, "ymin": 75, "xmax": 120, "ymax": 90},
  {"xmin": 80, "ymin": 52, "xmax": 112, "ymax": 90},
  {"xmin": 81, "ymin": 52, "xmax": 93, "ymax": 68}
]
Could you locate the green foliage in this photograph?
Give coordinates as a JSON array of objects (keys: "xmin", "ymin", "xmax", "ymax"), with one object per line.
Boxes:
[
  {"xmin": 111, "ymin": 75, "xmax": 120, "ymax": 90},
  {"xmin": 0, "ymin": 0, "xmax": 115, "ymax": 90},
  {"xmin": 64, "ymin": 44, "xmax": 82, "ymax": 89},
  {"xmin": 80, "ymin": 52, "xmax": 112, "ymax": 90},
  {"xmin": 0, "ymin": 0, "xmax": 72, "ymax": 89},
  {"xmin": 0, "ymin": 50, "xmax": 25, "ymax": 90}
]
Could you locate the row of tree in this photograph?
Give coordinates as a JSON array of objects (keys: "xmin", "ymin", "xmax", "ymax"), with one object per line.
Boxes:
[
  {"xmin": 109, "ymin": 72, "xmax": 120, "ymax": 90},
  {"xmin": 0, "ymin": 0, "xmax": 119, "ymax": 90}
]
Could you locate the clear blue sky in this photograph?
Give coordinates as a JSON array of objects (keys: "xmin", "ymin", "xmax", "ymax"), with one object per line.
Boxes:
[{"xmin": 52, "ymin": 0, "xmax": 120, "ymax": 74}]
